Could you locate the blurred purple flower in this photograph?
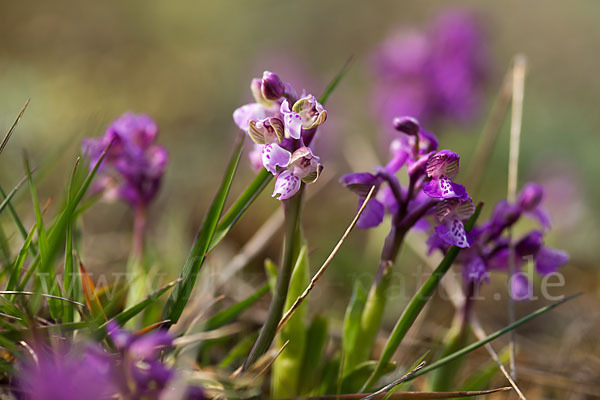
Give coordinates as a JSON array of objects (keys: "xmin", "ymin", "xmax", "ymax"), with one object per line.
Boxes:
[
  {"xmin": 16, "ymin": 345, "xmax": 116, "ymax": 400},
  {"xmin": 82, "ymin": 112, "xmax": 168, "ymax": 208},
  {"xmin": 371, "ymin": 10, "xmax": 486, "ymax": 133},
  {"xmin": 429, "ymin": 183, "xmax": 569, "ymax": 297}
]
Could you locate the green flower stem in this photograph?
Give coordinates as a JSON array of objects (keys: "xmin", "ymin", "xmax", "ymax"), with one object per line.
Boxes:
[
  {"xmin": 361, "ymin": 204, "xmax": 482, "ymax": 391},
  {"xmin": 242, "ymin": 186, "xmax": 305, "ymax": 371},
  {"xmin": 347, "ymin": 200, "xmax": 435, "ymax": 372},
  {"xmin": 125, "ymin": 204, "xmax": 148, "ymax": 326}
]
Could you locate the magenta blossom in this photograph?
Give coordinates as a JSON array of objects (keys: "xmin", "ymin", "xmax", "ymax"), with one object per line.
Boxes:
[
  {"xmin": 429, "ymin": 183, "xmax": 569, "ymax": 298},
  {"xmin": 82, "ymin": 112, "xmax": 168, "ymax": 208},
  {"xmin": 341, "ymin": 118, "xmax": 470, "ymax": 236},
  {"xmin": 371, "ymin": 10, "xmax": 486, "ymax": 133}
]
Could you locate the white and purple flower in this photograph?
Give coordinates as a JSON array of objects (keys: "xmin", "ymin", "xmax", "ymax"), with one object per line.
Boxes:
[{"xmin": 233, "ymin": 71, "xmax": 327, "ymax": 200}]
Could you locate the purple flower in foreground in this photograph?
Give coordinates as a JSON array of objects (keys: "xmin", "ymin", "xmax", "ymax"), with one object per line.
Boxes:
[
  {"xmin": 17, "ymin": 345, "xmax": 116, "ymax": 400},
  {"xmin": 234, "ymin": 71, "xmax": 327, "ymax": 200},
  {"xmin": 371, "ymin": 10, "xmax": 486, "ymax": 132},
  {"xmin": 82, "ymin": 113, "xmax": 168, "ymax": 208}
]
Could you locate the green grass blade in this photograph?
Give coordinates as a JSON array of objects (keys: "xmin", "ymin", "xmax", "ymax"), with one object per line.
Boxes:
[
  {"xmin": 272, "ymin": 245, "xmax": 309, "ymax": 398},
  {"xmin": 17, "ymin": 142, "xmax": 113, "ymax": 292},
  {"xmin": 5, "ymin": 223, "xmax": 36, "ymax": 293},
  {"xmin": 298, "ymin": 315, "xmax": 329, "ymax": 394},
  {"xmin": 403, "ymin": 293, "xmax": 581, "ymax": 382},
  {"xmin": 0, "ymin": 175, "xmax": 27, "ymax": 217},
  {"xmin": 24, "ymin": 156, "xmax": 61, "ymax": 317},
  {"xmin": 162, "ymin": 135, "xmax": 244, "ymax": 325},
  {"xmin": 204, "ymin": 282, "xmax": 269, "ymax": 331},
  {"xmin": 362, "ymin": 204, "xmax": 483, "ymax": 391},
  {"xmin": 319, "ymin": 56, "xmax": 354, "ymax": 105},
  {"xmin": 0, "ymin": 99, "xmax": 29, "ymax": 156},
  {"xmin": 0, "ymin": 184, "xmax": 29, "ymax": 242},
  {"xmin": 63, "ymin": 223, "xmax": 75, "ymax": 323},
  {"xmin": 100, "ymin": 278, "xmax": 181, "ymax": 330},
  {"xmin": 208, "ymin": 168, "xmax": 272, "ymax": 252},
  {"xmin": 342, "ymin": 280, "xmax": 367, "ymax": 374}
]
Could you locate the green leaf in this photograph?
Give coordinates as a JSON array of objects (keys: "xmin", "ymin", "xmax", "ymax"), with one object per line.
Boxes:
[
  {"xmin": 362, "ymin": 204, "xmax": 483, "ymax": 391},
  {"xmin": 272, "ymin": 245, "xmax": 309, "ymax": 398},
  {"xmin": 17, "ymin": 141, "xmax": 113, "ymax": 292},
  {"xmin": 0, "ymin": 184, "xmax": 29, "ymax": 242},
  {"xmin": 428, "ymin": 319, "xmax": 471, "ymax": 392},
  {"xmin": 63, "ymin": 158, "xmax": 81, "ymax": 323},
  {"xmin": 162, "ymin": 135, "xmax": 244, "ymax": 325},
  {"xmin": 298, "ymin": 315, "xmax": 329, "ymax": 395},
  {"xmin": 208, "ymin": 168, "xmax": 273, "ymax": 252},
  {"xmin": 319, "ymin": 56, "xmax": 354, "ymax": 105},
  {"xmin": 403, "ymin": 293, "xmax": 580, "ymax": 383},
  {"xmin": 0, "ymin": 175, "xmax": 27, "ymax": 218},
  {"xmin": 24, "ymin": 156, "xmax": 61, "ymax": 318},
  {"xmin": 5, "ymin": 223, "xmax": 36, "ymax": 293},
  {"xmin": 342, "ymin": 280, "xmax": 367, "ymax": 374},
  {"xmin": 0, "ymin": 99, "xmax": 29, "ymax": 156}
]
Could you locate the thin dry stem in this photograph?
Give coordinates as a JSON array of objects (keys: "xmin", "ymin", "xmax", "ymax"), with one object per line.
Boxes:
[
  {"xmin": 507, "ymin": 54, "xmax": 527, "ymax": 380},
  {"xmin": 275, "ymin": 185, "xmax": 376, "ymax": 335}
]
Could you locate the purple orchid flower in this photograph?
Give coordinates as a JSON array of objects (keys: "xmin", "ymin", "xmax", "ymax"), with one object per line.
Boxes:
[
  {"xmin": 82, "ymin": 112, "xmax": 168, "ymax": 208},
  {"xmin": 433, "ymin": 197, "xmax": 475, "ymax": 248},
  {"xmin": 233, "ymin": 71, "xmax": 327, "ymax": 200},
  {"xmin": 428, "ymin": 182, "xmax": 569, "ymax": 299},
  {"xmin": 386, "ymin": 117, "xmax": 438, "ymax": 177},
  {"xmin": 518, "ymin": 182, "xmax": 551, "ymax": 228},
  {"xmin": 423, "ymin": 150, "xmax": 467, "ymax": 199},
  {"xmin": 341, "ymin": 118, "xmax": 469, "ymax": 237},
  {"xmin": 271, "ymin": 146, "xmax": 323, "ymax": 200}
]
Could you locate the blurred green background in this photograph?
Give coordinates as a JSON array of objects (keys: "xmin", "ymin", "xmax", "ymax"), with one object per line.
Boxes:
[{"xmin": 0, "ymin": 0, "xmax": 599, "ymax": 396}]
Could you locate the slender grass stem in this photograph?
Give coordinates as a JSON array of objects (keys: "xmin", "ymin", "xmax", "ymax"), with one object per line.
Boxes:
[{"xmin": 507, "ymin": 54, "xmax": 527, "ymax": 380}]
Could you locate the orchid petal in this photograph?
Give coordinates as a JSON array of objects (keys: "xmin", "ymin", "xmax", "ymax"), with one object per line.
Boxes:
[
  {"xmin": 356, "ymin": 198, "xmax": 385, "ymax": 229},
  {"xmin": 233, "ymin": 103, "xmax": 266, "ymax": 131},
  {"xmin": 535, "ymin": 246, "xmax": 569, "ymax": 275},
  {"xmin": 261, "ymin": 143, "xmax": 291, "ymax": 174},
  {"xmin": 423, "ymin": 176, "xmax": 466, "ymax": 199},
  {"xmin": 272, "ymin": 169, "xmax": 301, "ymax": 200},
  {"xmin": 435, "ymin": 218, "xmax": 469, "ymax": 248}
]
